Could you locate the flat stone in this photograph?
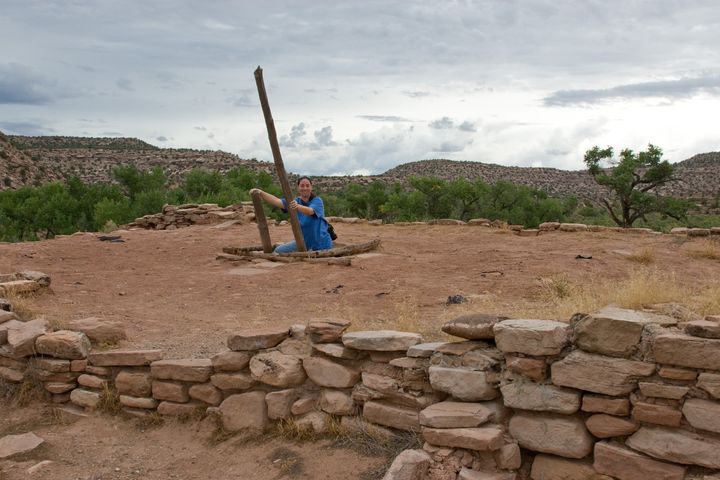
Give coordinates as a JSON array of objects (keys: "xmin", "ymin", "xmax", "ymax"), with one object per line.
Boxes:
[
  {"xmin": 219, "ymin": 391, "xmax": 268, "ymax": 431},
  {"xmin": 0, "ymin": 280, "xmax": 41, "ymax": 296},
  {"xmin": 6, "ymin": 318, "xmax": 49, "ymax": 358},
  {"xmin": 44, "ymin": 382, "xmax": 77, "ymax": 394},
  {"xmin": 697, "ymin": 372, "xmax": 720, "ymax": 398},
  {"xmin": 369, "ymin": 350, "xmax": 406, "ymax": 363},
  {"xmin": 627, "ymin": 426, "xmax": 720, "ymax": 469},
  {"xmin": 312, "ymin": 342, "xmax": 361, "ymax": 359},
  {"xmin": 682, "ymin": 398, "xmax": 720, "ymax": 434},
  {"xmin": 226, "ymin": 327, "xmax": 289, "ymax": 351},
  {"xmin": 559, "ymin": 223, "xmax": 588, "ymax": 232},
  {"xmin": 319, "ymin": 389, "xmax": 355, "ymax": 415},
  {"xmin": 531, "ymin": 455, "xmax": 612, "ymax": 480},
  {"xmin": 637, "ymin": 382, "xmax": 688, "ymax": 399},
  {"xmin": 500, "ymin": 380, "xmax": 580, "ymax": 414},
  {"xmin": 0, "ymin": 356, "xmax": 24, "ymax": 369},
  {"xmin": 508, "ymin": 412, "xmax": 594, "ymax": 459},
  {"xmin": 0, "ymin": 432, "xmax": 44, "ymax": 459},
  {"xmin": 361, "ymin": 373, "xmax": 440, "ymax": 409},
  {"xmin": 210, "ymin": 372, "xmax": 255, "ymax": 390},
  {"xmin": 593, "ymin": 441, "xmax": 685, "ymax": 480},
  {"xmin": 685, "ymin": 320, "xmax": 720, "ymax": 339},
  {"xmin": 505, "ymin": 355, "xmax": 548, "ymax": 381},
  {"xmin": 441, "ymin": 313, "xmax": 509, "ymax": 340},
  {"xmin": 70, "ymin": 388, "xmax": 101, "ymax": 408},
  {"xmin": 291, "ymin": 395, "xmax": 318, "ymax": 416},
  {"xmin": 434, "ymin": 341, "xmax": 489, "ymax": 356},
  {"xmin": 422, "ymin": 427, "xmax": 503, "ymax": 451},
  {"xmin": 266, "ymin": 388, "xmax": 299, "ymax": 419},
  {"xmin": 0, "ymin": 366, "xmax": 23, "ymax": 382},
  {"xmin": 210, "ymin": 350, "xmax": 251, "ymax": 371},
  {"xmin": 85, "ymin": 365, "xmax": 111, "ymax": 376},
  {"xmin": 88, "ymin": 349, "xmax": 163, "ymax": 366},
  {"xmin": 585, "ymin": 414, "xmax": 639, "ymax": 438},
  {"xmin": 658, "ymin": 367, "xmax": 697, "ymax": 381},
  {"xmin": 306, "ymin": 319, "xmax": 350, "ymax": 343},
  {"xmin": 551, "ymin": 350, "xmax": 655, "ymax": 395},
  {"xmin": 36, "ymin": 371, "xmax": 79, "ymax": 383},
  {"xmin": 632, "ymin": 402, "xmax": 682, "ymax": 427},
  {"xmin": 493, "ymin": 319, "xmax": 569, "ymax": 355},
  {"xmin": 157, "ymin": 401, "xmax": 202, "ymax": 416},
  {"xmin": 30, "ymin": 357, "xmax": 70, "ymax": 372},
  {"xmin": 419, "ymin": 401, "xmax": 493, "ymax": 428},
  {"xmin": 250, "ymin": 351, "xmax": 306, "ymax": 388},
  {"xmin": 119, "ymin": 395, "xmax": 158, "ymax": 409},
  {"xmin": 277, "ymin": 337, "xmax": 312, "ymax": 356},
  {"xmin": 574, "ymin": 305, "xmax": 676, "ymax": 357},
  {"xmin": 151, "ymin": 358, "xmax": 213, "ymax": 382},
  {"xmin": 654, "ymin": 332, "xmax": 720, "ymax": 370},
  {"xmin": 295, "ymin": 411, "xmax": 331, "ymax": 433},
  {"xmin": 152, "ymin": 381, "xmax": 188, "ymax": 402},
  {"xmin": 581, "ymin": 395, "xmax": 630, "ymax": 416},
  {"xmin": 342, "ymin": 330, "xmax": 422, "ymax": 351},
  {"xmin": 494, "ymin": 443, "xmax": 521, "ymax": 470},
  {"xmin": 65, "ymin": 317, "xmax": 126, "ymax": 343},
  {"xmin": 70, "ymin": 359, "xmax": 87, "ymax": 372},
  {"xmin": 189, "ymin": 383, "xmax": 223, "ymax": 406},
  {"xmin": 389, "ymin": 357, "xmax": 429, "ymax": 369},
  {"xmin": 428, "ymin": 366, "xmax": 497, "ymax": 401},
  {"xmin": 0, "ymin": 310, "xmax": 16, "ymax": 325},
  {"xmin": 363, "ymin": 401, "xmax": 419, "ymax": 431},
  {"xmin": 115, "ymin": 370, "xmax": 152, "ymax": 397},
  {"xmin": 15, "ymin": 270, "xmax": 50, "ymax": 287},
  {"xmin": 303, "ymin": 356, "xmax": 360, "ymax": 388},
  {"xmin": 382, "ymin": 449, "xmax": 432, "ymax": 480},
  {"xmin": 77, "ymin": 374, "xmax": 107, "ymax": 389},
  {"xmin": 0, "ymin": 319, "xmax": 23, "ymax": 344},
  {"xmin": 407, "ymin": 342, "xmax": 446, "ymax": 358}
]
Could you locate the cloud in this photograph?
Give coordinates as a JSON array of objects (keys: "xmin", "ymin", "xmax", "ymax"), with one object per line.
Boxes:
[
  {"xmin": 402, "ymin": 90, "xmax": 431, "ymax": 98},
  {"xmin": 0, "ymin": 63, "xmax": 56, "ymax": 105},
  {"xmin": 312, "ymin": 126, "xmax": 337, "ymax": 148},
  {"xmin": 543, "ymin": 74, "xmax": 720, "ymax": 106},
  {"xmin": 458, "ymin": 120, "xmax": 477, "ymax": 132},
  {"xmin": 0, "ymin": 120, "xmax": 54, "ymax": 135},
  {"xmin": 429, "ymin": 117, "xmax": 454, "ymax": 129},
  {"xmin": 156, "ymin": 135, "xmax": 168, "ymax": 142},
  {"xmin": 116, "ymin": 78, "xmax": 134, "ymax": 91},
  {"xmin": 357, "ymin": 115, "xmax": 412, "ymax": 122},
  {"xmin": 279, "ymin": 122, "xmax": 307, "ymax": 147},
  {"xmin": 434, "ymin": 141, "xmax": 468, "ymax": 153}
]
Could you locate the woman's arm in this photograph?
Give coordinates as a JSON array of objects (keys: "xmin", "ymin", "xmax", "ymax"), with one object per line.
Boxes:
[
  {"xmin": 249, "ymin": 188, "xmax": 284, "ymax": 209},
  {"xmin": 288, "ymin": 200, "xmax": 315, "ymax": 216}
]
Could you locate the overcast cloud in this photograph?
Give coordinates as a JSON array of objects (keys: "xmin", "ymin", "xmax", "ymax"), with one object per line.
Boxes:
[{"xmin": 1, "ymin": 0, "xmax": 718, "ymax": 174}]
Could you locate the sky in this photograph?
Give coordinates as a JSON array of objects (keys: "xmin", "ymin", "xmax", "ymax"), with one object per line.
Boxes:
[{"xmin": 1, "ymin": 1, "xmax": 719, "ymax": 176}]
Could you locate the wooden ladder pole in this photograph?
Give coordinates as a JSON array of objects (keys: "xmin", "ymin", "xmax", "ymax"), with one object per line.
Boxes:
[
  {"xmin": 251, "ymin": 191, "xmax": 274, "ymax": 253},
  {"xmin": 254, "ymin": 66, "xmax": 306, "ymax": 252}
]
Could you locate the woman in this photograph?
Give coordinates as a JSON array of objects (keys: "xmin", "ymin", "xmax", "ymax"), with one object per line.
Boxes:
[{"xmin": 250, "ymin": 176, "xmax": 333, "ymax": 253}]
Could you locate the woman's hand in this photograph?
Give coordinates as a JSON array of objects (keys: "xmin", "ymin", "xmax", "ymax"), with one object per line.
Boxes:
[
  {"xmin": 288, "ymin": 200, "xmax": 298, "ymax": 210},
  {"xmin": 250, "ymin": 188, "xmax": 262, "ymax": 196}
]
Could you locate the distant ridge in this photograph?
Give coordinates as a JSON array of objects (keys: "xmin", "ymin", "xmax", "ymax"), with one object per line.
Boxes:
[{"xmin": 1, "ymin": 132, "xmax": 718, "ymax": 201}]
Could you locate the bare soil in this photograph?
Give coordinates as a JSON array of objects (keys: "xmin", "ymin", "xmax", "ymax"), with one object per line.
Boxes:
[{"xmin": 1, "ymin": 222, "xmax": 718, "ymax": 479}]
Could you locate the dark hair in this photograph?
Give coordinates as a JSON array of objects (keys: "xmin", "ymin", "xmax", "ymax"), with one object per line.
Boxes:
[{"xmin": 296, "ymin": 176, "xmax": 315, "ymax": 202}]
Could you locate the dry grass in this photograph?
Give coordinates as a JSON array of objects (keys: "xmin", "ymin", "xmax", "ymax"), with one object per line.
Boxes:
[
  {"xmin": 687, "ymin": 238, "xmax": 720, "ymax": 261},
  {"xmin": 626, "ymin": 247, "xmax": 655, "ymax": 265},
  {"xmin": 3, "ymin": 291, "xmax": 40, "ymax": 321},
  {"xmin": 97, "ymin": 384, "xmax": 122, "ymax": 415},
  {"xmin": 272, "ymin": 417, "xmax": 319, "ymax": 442}
]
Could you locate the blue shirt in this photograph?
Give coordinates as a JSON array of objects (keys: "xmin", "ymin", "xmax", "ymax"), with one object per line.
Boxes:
[{"xmin": 281, "ymin": 196, "xmax": 333, "ymax": 251}]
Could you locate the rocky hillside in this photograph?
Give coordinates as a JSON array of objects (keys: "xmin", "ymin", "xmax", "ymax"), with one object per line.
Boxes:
[{"xmin": 3, "ymin": 133, "xmax": 718, "ymax": 202}]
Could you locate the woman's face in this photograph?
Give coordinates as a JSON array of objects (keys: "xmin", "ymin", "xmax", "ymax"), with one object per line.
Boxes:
[{"xmin": 298, "ymin": 178, "xmax": 313, "ymax": 199}]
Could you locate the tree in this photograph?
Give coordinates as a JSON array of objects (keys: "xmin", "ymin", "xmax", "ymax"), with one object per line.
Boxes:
[{"xmin": 584, "ymin": 144, "xmax": 688, "ymax": 227}]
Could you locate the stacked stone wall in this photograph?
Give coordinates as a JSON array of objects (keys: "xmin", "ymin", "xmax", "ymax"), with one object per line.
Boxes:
[
  {"xmin": 129, "ymin": 203, "xmax": 251, "ymax": 230},
  {"xmin": 3, "ymin": 274, "xmax": 720, "ymax": 479}
]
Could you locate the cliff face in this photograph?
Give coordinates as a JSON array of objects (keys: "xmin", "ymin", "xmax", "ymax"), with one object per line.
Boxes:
[{"xmin": 2, "ymin": 133, "xmax": 719, "ymax": 202}]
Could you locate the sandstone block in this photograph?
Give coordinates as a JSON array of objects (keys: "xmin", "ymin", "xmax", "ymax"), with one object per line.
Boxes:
[
  {"xmin": 0, "ymin": 310, "xmax": 16, "ymax": 325},
  {"xmin": 210, "ymin": 372, "xmax": 255, "ymax": 391},
  {"xmin": 381, "ymin": 449, "xmax": 431, "ymax": 480},
  {"xmin": 0, "ymin": 319, "xmax": 23, "ymax": 344},
  {"xmin": 30, "ymin": 357, "xmax": 70, "ymax": 373},
  {"xmin": 219, "ymin": 391, "xmax": 268, "ymax": 431},
  {"xmin": 422, "ymin": 427, "xmax": 503, "ymax": 451},
  {"xmin": 531, "ymin": 454, "xmax": 611, "ymax": 480},
  {"xmin": 363, "ymin": 401, "xmax": 419, "ymax": 431},
  {"xmin": 508, "ymin": 412, "xmax": 594, "ymax": 459},
  {"xmin": 77, "ymin": 374, "xmax": 107, "ymax": 389},
  {"xmin": 303, "ymin": 356, "xmax": 360, "ymax": 388},
  {"xmin": 340, "ymin": 416, "xmax": 397, "ymax": 444},
  {"xmin": 70, "ymin": 359, "xmax": 87, "ymax": 372},
  {"xmin": 559, "ymin": 223, "xmax": 587, "ymax": 232},
  {"xmin": 115, "ymin": 370, "xmax": 152, "ymax": 397},
  {"xmin": 574, "ymin": 305, "xmax": 675, "ymax": 357},
  {"xmin": 361, "ymin": 373, "xmax": 440, "ymax": 409},
  {"xmin": 697, "ymin": 372, "xmax": 720, "ymax": 398},
  {"xmin": 505, "ymin": 355, "xmax": 547, "ymax": 381},
  {"xmin": 389, "ymin": 357, "xmax": 429, "ymax": 369},
  {"xmin": 581, "ymin": 395, "xmax": 630, "ymax": 416},
  {"xmin": 291, "ymin": 395, "xmax": 318, "ymax": 416},
  {"xmin": 311, "ymin": 342, "xmax": 361, "ymax": 359},
  {"xmin": 0, "ymin": 367, "xmax": 24, "ymax": 382},
  {"xmin": 86, "ymin": 365, "xmax": 111, "ymax": 376},
  {"xmin": 151, "ymin": 359, "xmax": 213, "ymax": 382},
  {"xmin": 88, "ymin": 349, "xmax": 163, "ymax": 366},
  {"xmin": 70, "ymin": 388, "xmax": 101, "ymax": 408},
  {"xmin": 441, "ymin": 313, "xmax": 509, "ymax": 340},
  {"xmin": 551, "ymin": 350, "xmax": 654, "ymax": 395},
  {"xmin": 189, "ymin": 383, "xmax": 223, "ymax": 406},
  {"xmin": 0, "ymin": 279, "xmax": 41, "ymax": 295},
  {"xmin": 157, "ymin": 401, "xmax": 202, "ymax": 416},
  {"xmin": 65, "ymin": 317, "xmax": 126, "ymax": 343},
  {"xmin": 266, "ymin": 389, "xmax": 300, "ymax": 419},
  {"xmin": 493, "ymin": 319, "xmax": 569, "ymax": 355},
  {"xmin": 342, "ymin": 330, "xmax": 422, "ymax": 351},
  {"xmin": 248, "ymin": 351, "xmax": 305, "ymax": 387},
  {"xmin": 632, "ymin": 402, "xmax": 681, "ymax": 427},
  {"xmin": 654, "ymin": 332, "xmax": 720, "ymax": 370},
  {"xmin": 407, "ymin": 342, "xmax": 446, "ymax": 358},
  {"xmin": 6, "ymin": 318, "xmax": 49, "ymax": 358},
  {"xmin": 500, "ymin": 380, "xmax": 580, "ymax": 414},
  {"xmin": 593, "ymin": 441, "xmax": 685, "ymax": 480},
  {"xmin": 306, "ymin": 319, "xmax": 350, "ymax": 343},
  {"xmin": 657, "ymin": 367, "xmax": 696, "ymax": 381},
  {"xmin": 428, "ymin": 366, "xmax": 497, "ymax": 401},
  {"xmin": 0, "ymin": 432, "xmax": 44, "ymax": 459},
  {"xmin": 585, "ymin": 414, "xmax": 639, "ymax": 438},
  {"xmin": 295, "ymin": 411, "xmax": 330, "ymax": 433},
  {"xmin": 685, "ymin": 320, "xmax": 720, "ymax": 339},
  {"xmin": 637, "ymin": 382, "xmax": 688, "ymax": 399},
  {"xmin": 627, "ymin": 426, "xmax": 720, "ymax": 469},
  {"xmin": 210, "ymin": 350, "xmax": 251, "ymax": 371},
  {"xmin": 319, "ymin": 389, "xmax": 355, "ymax": 415},
  {"xmin": 419, "ymin": 401, "xmax": 493, "ymax": 428},
  {"xmin": 226, "ymin": 327, "xmax": 289, "ymax": 351},
  {"xmin": 44, "ymin": 382, "xmax": 77, "ymax": 394},
  {"xmin": 369, "ymin": 350, "xmax": 406, "ymax": 363},
  {"xmin": 152, "ymin": 381, "xmax": 188, "ymax": 402},
  {"xmin": 682, "ymin": 398, "xmax": 720, "ymax": 434},
  {"xmin": 119, "ymin": 395, "xmax": 158, "ymax": 409},
  {"xmin": 494, "ymin": 443, "xmax": 521, "ymax": 470}
]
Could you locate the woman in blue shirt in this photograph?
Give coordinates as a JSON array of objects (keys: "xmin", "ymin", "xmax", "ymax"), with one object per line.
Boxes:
[{"xmin": 250, "ymin": 176, "xmax": 333, "ymax": 253}]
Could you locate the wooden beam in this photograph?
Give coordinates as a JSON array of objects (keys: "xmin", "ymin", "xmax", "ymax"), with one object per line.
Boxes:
[
  {"xmin": 251, "ymin": 191, "xmax": 274, "ymax": 253},
  {"xmin": 254, "ymin": 66, "xmax": 306, "ymax": 252}
]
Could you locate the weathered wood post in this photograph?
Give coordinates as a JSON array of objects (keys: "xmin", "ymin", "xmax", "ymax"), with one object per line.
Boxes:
[
  {"xmin": 251, "ymin": 191, "xmax": 274, "ymax": 253},
  {"xmin": 254, "ymin": 66, "xmax": 306, "ymax": 252}
]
